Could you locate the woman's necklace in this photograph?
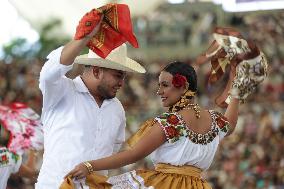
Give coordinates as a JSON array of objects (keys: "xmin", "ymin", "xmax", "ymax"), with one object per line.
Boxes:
[
  {"xmin": 169, "ymin": 90, "xmax": 201, "ymax": 118},
  {"xmin": 184, "ymin": 103, "xmax": 201, "ymax": 119}
]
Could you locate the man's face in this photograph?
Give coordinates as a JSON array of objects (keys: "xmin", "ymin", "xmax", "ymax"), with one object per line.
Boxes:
[{"xmin": 97, "ymin": 68, "xmax": 126, "ymax": 99}]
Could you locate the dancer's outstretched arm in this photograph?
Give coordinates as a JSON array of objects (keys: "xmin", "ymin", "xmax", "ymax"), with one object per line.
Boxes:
[
  {"xmin": 224, "ymin": 98, "xmax": 240, "ymax": 136},
  {"xmin": 65, "ymin": 123, "xmax": 166, "ymax": 179}
]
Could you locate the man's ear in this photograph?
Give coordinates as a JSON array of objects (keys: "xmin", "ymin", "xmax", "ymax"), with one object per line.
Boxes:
[{"xmin": 92, "ymin": 66, "xmax": 103, "ymax": 79}]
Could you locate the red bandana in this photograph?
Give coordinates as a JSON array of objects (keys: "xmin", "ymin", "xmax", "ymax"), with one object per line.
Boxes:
[{"xmin": 74, "ymin": 4, "xmax": 138, "ymax": 58}]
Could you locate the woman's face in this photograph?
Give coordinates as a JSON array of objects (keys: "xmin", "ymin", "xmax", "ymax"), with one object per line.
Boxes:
[{"xmin": 157, "ymin": 71, "xmax": 185, "ymax": 107}]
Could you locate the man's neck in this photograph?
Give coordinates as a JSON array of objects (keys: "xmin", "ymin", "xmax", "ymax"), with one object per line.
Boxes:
[
  {"xmin": 90, "ymin": 91, "xmax": 104, "ymax": 107},
  {"xmin": 80, "ymin": 76, "xmax": 104, "ymax": 107}
]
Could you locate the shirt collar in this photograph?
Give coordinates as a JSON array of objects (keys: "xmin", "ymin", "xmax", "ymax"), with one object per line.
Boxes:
[{"xmin": 73, "ymin": 76, "xmax": 89, "ymax": 93}]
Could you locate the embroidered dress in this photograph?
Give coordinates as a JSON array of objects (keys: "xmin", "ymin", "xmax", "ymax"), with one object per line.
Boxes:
[
  {"xmin": 0, "ymin": 147, "xmax": 22, "ymax": 189},
  {"xmin": 60, "ymin": 110, "xmax": 230, "ymax": 189}
]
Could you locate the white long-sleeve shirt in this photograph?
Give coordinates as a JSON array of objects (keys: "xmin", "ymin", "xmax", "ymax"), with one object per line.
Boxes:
[{"xmin": 35, "ymin": 47, "xmax": 126, "ymax": 189}]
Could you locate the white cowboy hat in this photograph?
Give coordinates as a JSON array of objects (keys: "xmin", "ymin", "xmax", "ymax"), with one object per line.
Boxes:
[{"xmin": 74, "ymin": 44, "xmax": 146, "ymax": 73}]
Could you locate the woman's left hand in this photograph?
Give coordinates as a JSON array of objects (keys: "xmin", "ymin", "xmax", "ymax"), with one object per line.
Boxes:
[{"xmin": 64, "ymin": 163, "xmax": 89, "ymax": 179}]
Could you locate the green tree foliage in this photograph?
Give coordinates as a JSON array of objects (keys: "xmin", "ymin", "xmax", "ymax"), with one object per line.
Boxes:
[
  {"xmin": 1, "ymin": 18, "xmax": 70, "ymax": 62},
  {"xmin": 35, "ymin": 19, "xmax": 70, "ymax": 59}
]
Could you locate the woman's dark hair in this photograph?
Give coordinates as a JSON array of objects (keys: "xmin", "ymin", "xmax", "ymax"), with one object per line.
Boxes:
[{"xmin": 163, "ymin": 61, "xmax": 197, "ymax": 92}]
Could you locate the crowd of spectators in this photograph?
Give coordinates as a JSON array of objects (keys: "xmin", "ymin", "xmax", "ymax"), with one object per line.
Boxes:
[{"xmin": 1, "ymin": 2, "xmax": 283, "ymax": 189}]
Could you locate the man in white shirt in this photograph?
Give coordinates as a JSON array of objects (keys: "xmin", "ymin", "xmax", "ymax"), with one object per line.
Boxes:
[{"xmin": 35, "ymin": 19, "xmax": 146, "ymax": 188}]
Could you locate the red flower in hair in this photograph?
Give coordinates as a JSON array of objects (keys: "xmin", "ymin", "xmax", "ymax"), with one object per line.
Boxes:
[{"xmin": 172, "ymin": 74, "xmax": 187, "ymax": 88}]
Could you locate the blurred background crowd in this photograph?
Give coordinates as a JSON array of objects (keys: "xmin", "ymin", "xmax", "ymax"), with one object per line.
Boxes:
[{"xmin": 0, "ymin": 1, "xmax": 284, "ymax": 188}]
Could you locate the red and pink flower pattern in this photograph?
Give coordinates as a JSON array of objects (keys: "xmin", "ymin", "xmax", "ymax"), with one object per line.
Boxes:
[{"xmin": 0, "ymin": 102, "xmax": 43, "ymax": 154}]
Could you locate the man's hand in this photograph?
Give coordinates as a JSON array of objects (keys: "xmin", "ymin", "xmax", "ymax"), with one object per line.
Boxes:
[
  {"xmin": 61, "ymin": 15, "xmax": 103, "ymax": 66},
  {"xmin": 86, "ymin": 16, "xmax": 104, "ymax": 39},
  {"xmin": 74, "ymin": 10, "xmax": 104, "ymax": 40}
]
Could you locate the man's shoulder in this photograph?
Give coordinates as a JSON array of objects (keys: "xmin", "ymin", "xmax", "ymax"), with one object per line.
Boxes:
[
  {"xmin": 111, "ymin": 98, "xmax": 125, "ymax": 111},
  {"xmin": 112, "ymin": 97, "xmax": 122, "ymax": 106}
]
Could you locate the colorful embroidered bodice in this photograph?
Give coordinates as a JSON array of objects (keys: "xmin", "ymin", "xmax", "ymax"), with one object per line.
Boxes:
[{"xmin": 155, "ymin": 110, "xmax": 230, "ymax": 144}]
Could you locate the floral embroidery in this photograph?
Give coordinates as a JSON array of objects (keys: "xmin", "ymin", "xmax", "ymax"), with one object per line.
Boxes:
[
  {"xmin": 167, "ymin": 114, "xmax": 179, "ymax": 125},
  {"xmin": 214, "ymin": 111, "xmax": 230, "ymax": 133},
  {"xmin": 0, "ymin": 147, "xmax": 19, "ymax": 167},
  {"xmin": 155, "ymin": 110, "xmax": 230, "ymax": 144},
  {"xmin": 165, "ymin": 126, "xmax": 179, "ymax": 139},
  {"xmin": 216, "ymin": 117, "xmax": 226, "ymax": 128},
  {"xmin": 155, "ymin": 112, "xmax": 183, "ymax": 143},
  {"xmin": 107, "ymin": 170, "xmax": 152, "ymax": 188},
  {"xmin": 2, "ymin": 154, "xmax": 7, "ymax": 161},
  {"xmin": 1, "ymin": 154, "xmax": 8, "ymax": 165}
]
